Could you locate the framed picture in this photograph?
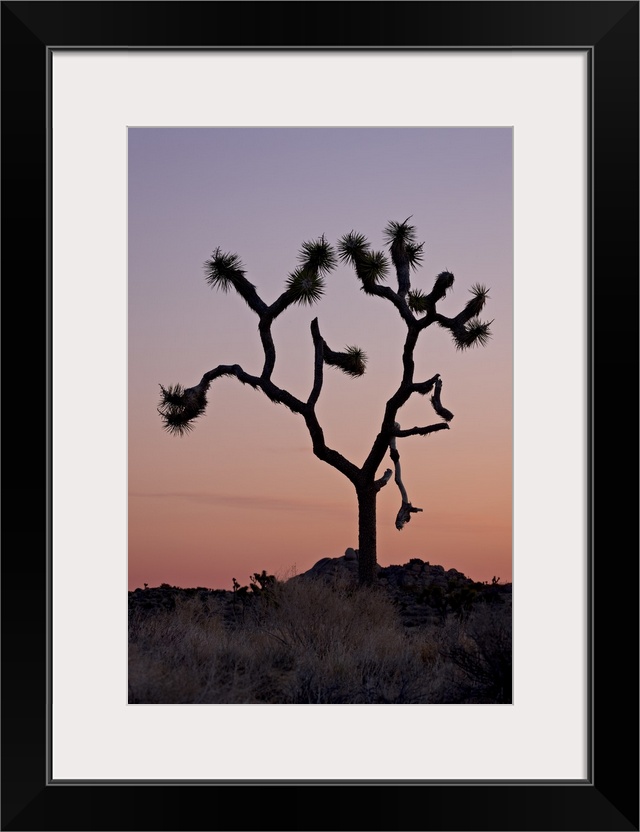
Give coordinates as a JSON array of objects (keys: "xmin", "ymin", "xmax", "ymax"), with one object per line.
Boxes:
[{"xmin": 3, "ymin": 2, "xmax": 638, "ymax": 830}]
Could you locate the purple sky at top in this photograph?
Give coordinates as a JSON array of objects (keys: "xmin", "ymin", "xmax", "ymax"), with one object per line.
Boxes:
[{"xmin": 128, "ymin": 127, "xmax": 513, "ymax": 591}]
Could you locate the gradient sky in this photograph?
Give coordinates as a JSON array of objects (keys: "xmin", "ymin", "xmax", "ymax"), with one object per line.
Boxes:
[{"xmin": 128, "ymin": 127, "xmax": 513, "ymax": 591}]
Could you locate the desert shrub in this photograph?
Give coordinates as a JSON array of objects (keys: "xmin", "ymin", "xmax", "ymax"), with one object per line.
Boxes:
[
  {"xmin": 249, "ymin": 577, "xmax": 444, "ymax": 703},
  {"xmin": 437, "ymin": 599, "xmax": 512, "ymax": 703},
  {"xmin": 128, "ymin": 578, "xmax": 511, "ymax": 704}
]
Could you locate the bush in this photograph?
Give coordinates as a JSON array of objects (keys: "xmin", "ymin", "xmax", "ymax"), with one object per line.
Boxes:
[
  {"xmin": 128, "ymin": 577, "xmax": 511, "ymax": 704},
  {"xmin": 438, "ymin": 600, "xmax": 512, "ymax": 703}
]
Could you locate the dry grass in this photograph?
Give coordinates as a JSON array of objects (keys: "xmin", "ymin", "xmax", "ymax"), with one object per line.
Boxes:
[{"xmin": 129, "ymin": 578, "xmax": 511, "ymax": 704}]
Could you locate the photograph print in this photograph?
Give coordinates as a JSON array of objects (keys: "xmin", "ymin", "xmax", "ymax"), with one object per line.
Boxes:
[{"xmin": 128, "ymin": 127, "xmax": 513, "ymax": 705}]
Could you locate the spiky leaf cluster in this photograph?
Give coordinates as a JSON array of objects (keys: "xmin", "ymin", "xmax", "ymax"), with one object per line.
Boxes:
[
  {"xmin": 357, "ymin": 251, "xmax": 389, "ymax": 289},
  {"xmin": 283, "ymin": 236, "xmax": 337, "ymax": 306},
  {"xmin": 383, "ymin": 218, "xmax": 425, "ymax": 271},
  {"xmin": 298, "ymin": 236, "xmax": 337, "ymax": 275},
  {"xmin": 383, "ymin": 218, "xmax": 418, "ymax": 247},
  {"xmin": 405, "ymin": 242, "xmax": 425, "ymax": 269},
  {"xmin": 462, "ymin": 284, "xmax": 490, "ymax": 318},
  {"xmin": 158, "ymin": 383, "xmax": 208, "ymax": 436},
  {"xmin": 324, "ymin": 344, "xmax": 368, "ymax": 377},
  {"xmin": 407, "ymin": 289, "xmax": 429, "ymax": 314},
  {"xmin": 285, "ymin": 267, "xmax": 325, "ymax": 306},
  {"xmin": 204, "ymin": 248, "xmax": 250, "ymax": 293},
  {"xmin": 337, "ymin": 231, "xmax": 368, "ymax": 264},
  {"xmin": 337, "ymin": 232, "xmax": 389, "ymax": 291},
  {"xmin": 452, "ymin": 318, "xmax": 493, "ymax": 351}
]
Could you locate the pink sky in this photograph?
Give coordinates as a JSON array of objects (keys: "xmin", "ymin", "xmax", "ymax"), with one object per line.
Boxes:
[{"xmin": 128, "ymin": 128, "xmax": 512, "ymax": 590}]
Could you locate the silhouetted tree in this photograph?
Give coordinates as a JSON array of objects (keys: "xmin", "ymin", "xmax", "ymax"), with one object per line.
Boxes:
[{"xmin": 158, "ymin": 218, "xmax": 492, "ymax": 586}]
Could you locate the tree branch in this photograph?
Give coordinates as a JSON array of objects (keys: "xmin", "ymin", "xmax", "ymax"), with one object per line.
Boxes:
[
  {"xmin": 430, "ymin": 376, "xmax": 454, "ymax": 422},
  {"xmin": 259, "ymin": 377, "xmax": 308, "ymax": 413},
  {"xmin": 393, "ymin": 423, "xmax": 450, "ymax": 438},
  {"xmin": 304, "ymin": 318, "xmax": 362, "ymax": 482},
  {"xmin": 374, "ymin": 468, "xmax": 393, "ymax": 492},
  {"xmin": 361, "ymin": 284, "xmax": 416, "ymax": 326},
  {"xmin": 303, "ymin": 410, "xmax": 360, "ymax": 484},
  {"xmin": 399, "ymin": 326, "xmax": 419, "ymax": 386},
  {"xmin": 389, "ymin": 429, "xmax": 423, "ymax": 530},
  {"xmin": 410, "ymin": 374, "xmax": 441, "ymax": 396},
  {"xmin": 257, "ymin": 286, "xmax": 311, "ymax": 381},
  {"xmin": 204, "ymin": 249, "xmax": 269, "ymax": 316},
  {"xmin": 413, "ymin": 271, "xmax": 455, "ymax": 329},
  {"xmin": 230, "ymin": 276, "xmax": 269, "ymax": 316},
  {"xmin": 424, "ymin": 270, "xmax": 455, "ymax": 307},
  {"xmin": 364, "ymin": 370, "xmax": 450, "ymax": 474},
  {"xmin": 361, "ymin": 328, "xmax": 420, "ymax": 478},
  {"xmin": 383, "ymin": 218, "xmax": 425, "ymax": 300},
  {"xmin": 199, "ymin": 365, "xmax": 306, "ymax": 413},
  {"xmin": 395, "ymin": 501, "xmax": 424, "ymax": 530},
  {"xmin": 389, "ymin": 443, "xmax": 407, "ymax": 502},
  {"xmin": 258, "ymin": 318, "xmax": 277, "ymax": 380},
  {"xmin": 199, "ymin": 363, "xmax": 258, "ymax": 389},
  {"xmin": 308, "ymin": 318, "xmax": 324, "ymax": 407},
  {"xmin": 267, "ymin": 288, "xmax": 300, "ymax": 321},
  {"xmin": 158, "ymin": 363, "xmax": 309, "ymax": 436},
  {"xmin": 432, "ymin": 311, "xmax": 493, "ymax": 349}
]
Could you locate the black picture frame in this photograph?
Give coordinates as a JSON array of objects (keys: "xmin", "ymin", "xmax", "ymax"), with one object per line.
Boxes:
[{"xmin": 2, "ymin": 2, "xmax": 638, "ymax": 830}]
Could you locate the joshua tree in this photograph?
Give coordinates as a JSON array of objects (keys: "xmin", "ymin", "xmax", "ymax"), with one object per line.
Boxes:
[{"xmin": 158, "ymin": 218, "xmax": 492, "ymax": 586}]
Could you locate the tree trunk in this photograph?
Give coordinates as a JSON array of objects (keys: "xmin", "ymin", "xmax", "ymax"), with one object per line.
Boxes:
[{"xmin": 357, "ymin": 485, "xmax": 377, "ymax": 586}]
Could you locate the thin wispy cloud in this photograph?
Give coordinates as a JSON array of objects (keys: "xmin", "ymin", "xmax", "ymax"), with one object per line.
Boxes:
[
  {"xmin": 263, "ymin": 445, "xmax": 313, "ymax": 454},
  {"xmin": 130, "ymin": 491, "xmax": 350, "ymax": 514}
]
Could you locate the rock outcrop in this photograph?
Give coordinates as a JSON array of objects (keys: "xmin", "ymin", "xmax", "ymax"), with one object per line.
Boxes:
[
  {"xmin": 289, "ymin": 549, "xmax": 511, "ymax": 627},
  {"xmin": 129, "ymin": 550, "xmax": 511, "ymax": 629}
]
